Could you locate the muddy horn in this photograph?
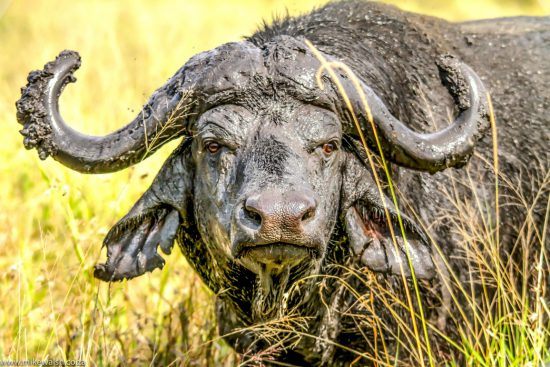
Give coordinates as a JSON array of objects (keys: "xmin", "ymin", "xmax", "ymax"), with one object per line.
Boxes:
[
  {"xmin": 16, "ymin": 50, "xmax": 190, "ymax": 174},
  {"xmin": 343, "ymin": 55, "xmax": 489, "ymax": 173}
]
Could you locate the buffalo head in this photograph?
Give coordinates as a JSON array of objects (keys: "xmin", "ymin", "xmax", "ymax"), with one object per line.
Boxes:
[{"xmin": 16, "ymin": 36, "xmax": 488, "ymax": 294}]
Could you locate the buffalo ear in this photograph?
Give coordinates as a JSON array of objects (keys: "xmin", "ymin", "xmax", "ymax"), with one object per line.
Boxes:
[
  {"xmin": 341, "ymin": 151, "xmax": 435, "ymax": 280},
  {"xmin": 94, "ymin": 140, "xmax": 194, "ymax": 282}
]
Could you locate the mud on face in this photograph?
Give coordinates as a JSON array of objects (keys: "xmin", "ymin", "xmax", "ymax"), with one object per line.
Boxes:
[{"xmin": 191, "ymin": 98, "xmax": 345, "ymax": 279}]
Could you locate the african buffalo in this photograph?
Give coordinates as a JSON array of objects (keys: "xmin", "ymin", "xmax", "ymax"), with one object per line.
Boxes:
[{"xmin": 15, "ymin": 1, "xmax": 548, "ymax": 365}]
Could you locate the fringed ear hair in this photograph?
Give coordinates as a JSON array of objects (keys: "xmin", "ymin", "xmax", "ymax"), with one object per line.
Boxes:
[{"xmin": 341, "ymin": 152, "xmax": 435, "ymax": 279}]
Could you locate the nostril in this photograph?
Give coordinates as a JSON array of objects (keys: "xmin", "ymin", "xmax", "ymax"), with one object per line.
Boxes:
[
  {"xmin": 241, "ymin": 191, "xmax": 317, "ymax": 231},
  {"xmin": 243, "ymin": 205, "xmax": 262, "ymax": 226},
  {"xmin": 301, "ymin": 207, "xmax": 315, "ymax": 222}
]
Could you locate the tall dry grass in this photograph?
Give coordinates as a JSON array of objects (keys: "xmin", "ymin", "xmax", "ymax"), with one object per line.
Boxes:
[
  {"xmin": 0, "ymin": 0, "xmax": 547, "ymax": 366},
  {"xmin": 313, "ymin": 54, "xmax": 549, "ymax": 365}
]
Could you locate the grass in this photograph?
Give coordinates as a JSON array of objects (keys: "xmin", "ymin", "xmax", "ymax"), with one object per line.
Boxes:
[
  {"xmin": 0, "ymin": 0, "xmax": 548, "ymax": 366},
  {"xmin": 305, "ymin": 41, "xmax": 549, "ymax": 366}
]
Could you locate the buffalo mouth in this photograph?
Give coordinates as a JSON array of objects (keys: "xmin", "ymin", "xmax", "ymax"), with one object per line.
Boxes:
[{"xmin": 235, "ymin": 242, "xmax": 321, "ymax": 266}]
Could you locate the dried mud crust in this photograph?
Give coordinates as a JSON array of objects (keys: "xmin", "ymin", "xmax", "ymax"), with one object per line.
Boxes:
[
  {"xmin": 431, "ymin": 53, "xmax": 490, "ymax": 170},
  {"xmin": 16, "ymin": 50, "xmax": 81, "ymax": 160},
  {"xmin": 436, "ymin": 54, "xmax": 471, "ymax": 110}
]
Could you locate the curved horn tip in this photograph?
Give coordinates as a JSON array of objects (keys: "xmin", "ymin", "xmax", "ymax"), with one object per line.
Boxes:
[
  {"xmin": 16, "ymin": 50, "xmax": 82, "ymax": 160},
  {"xmin": 436, "ymin": 54, "xmax": 488, "ymax": 112},
  {"xmin": 341, "ymin": 52, "xmax": 489, "ymax": 173}
]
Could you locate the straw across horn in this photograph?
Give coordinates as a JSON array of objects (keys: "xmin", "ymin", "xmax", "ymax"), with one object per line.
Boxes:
[
  {"xmin": 16, "ymin": 50, "xmax": 190, "ymax": 174},
  {"xmin": 337, "ymin": 54, "xmax": 490, "ymax": 173}
]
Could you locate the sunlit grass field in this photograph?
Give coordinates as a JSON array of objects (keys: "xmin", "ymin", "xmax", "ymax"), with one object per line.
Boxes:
[{"xmin": 0, "ymin": 0, "xmax": 548, "ymax": 366}]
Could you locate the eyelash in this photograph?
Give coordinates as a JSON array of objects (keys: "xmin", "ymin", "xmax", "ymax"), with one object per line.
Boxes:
[
  {"xmin": 317, "ymin": 140, "xmax": 339, "ymax": 156},
  {"xmin": 204, "ymin": 140, "xmax": 222, "ymax": 154},
  {"xmin": 321, "ymin": 141, "xmax": 337, "ymax": 154}
]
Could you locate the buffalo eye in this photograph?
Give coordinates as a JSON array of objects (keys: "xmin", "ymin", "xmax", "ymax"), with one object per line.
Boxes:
[
  {"xmin": 322, "ymin": 141, "xmax": 337, "ymax": 155},
  {"xmin": 205, "ymin": 141, "xmax": 221, "ymax": 154}
]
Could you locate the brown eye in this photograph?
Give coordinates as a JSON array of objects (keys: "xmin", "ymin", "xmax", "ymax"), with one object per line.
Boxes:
[
  {"xmin": 205, "ymin": 141, "xmax": 221, "ymax": 154},
  {"xmin": 322, "ymin": 142, "xmax": 337, "ymax": 155}
]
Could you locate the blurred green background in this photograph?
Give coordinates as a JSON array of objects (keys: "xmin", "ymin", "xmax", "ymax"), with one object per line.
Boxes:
[{"xmin": 0, "ymin": 0, "xmax": 547, "ymax": 365}]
